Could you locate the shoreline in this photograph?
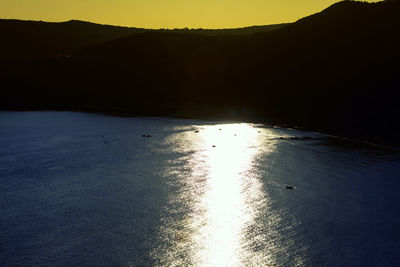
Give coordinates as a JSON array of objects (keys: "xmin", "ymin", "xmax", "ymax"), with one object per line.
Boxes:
[{"xmin": 2, "ymin": 107, "xmax": 399, "ymax": 152}]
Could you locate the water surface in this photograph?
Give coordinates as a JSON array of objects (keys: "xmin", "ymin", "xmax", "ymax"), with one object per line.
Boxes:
[{"xmin": 0, "ymin": 111, "xmax": 399, "ymax": 266}]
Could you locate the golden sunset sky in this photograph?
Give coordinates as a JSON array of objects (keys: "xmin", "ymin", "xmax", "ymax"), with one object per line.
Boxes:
[{"xmin": 0, "ymin": 0, "xmax": 382, "ymax": 29}]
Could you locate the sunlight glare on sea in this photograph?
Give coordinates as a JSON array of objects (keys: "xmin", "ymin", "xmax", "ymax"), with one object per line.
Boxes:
[{"xmin": 153, "ymin": 123, "xmax": 279, "ymax": 266}]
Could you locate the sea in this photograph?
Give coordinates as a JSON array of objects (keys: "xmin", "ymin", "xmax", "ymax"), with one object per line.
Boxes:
[{"xmin": 1, "ymin": 111, "xmax": 399, "ymax": 266}]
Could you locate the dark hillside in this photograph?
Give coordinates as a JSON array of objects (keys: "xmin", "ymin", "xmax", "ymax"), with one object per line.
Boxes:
[
  {"xmin": 0, "ymin": 19, "xmax": 147, "ymax": 61},
  {"xmin": 1, "ymin": 0, "xmax": 400, "ymax": 146},
  {"xmin": 241, "ymin": 0, "xmax": 400, "ymax": 138},
  {"xmin": 169, "ymin": 24, "xmax": 289, "ymax": 36},
  {"xmin": 0, "ymin": 19, "xmax": 288, "ymax": 62}
]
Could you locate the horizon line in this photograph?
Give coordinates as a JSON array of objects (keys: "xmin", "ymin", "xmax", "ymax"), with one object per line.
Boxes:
[{"xmin": 0, "ymin": 17, "xmax": 294, "ymax": 30}]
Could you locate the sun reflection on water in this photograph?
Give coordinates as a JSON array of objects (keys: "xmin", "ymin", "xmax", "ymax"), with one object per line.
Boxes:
[
  {"xmin": 154, "ymin": 123, "xmax": 278, "ymax": 266},
  {"xmin": 193, "ymin": 124, "xmax": 263, "ymax": 266}
]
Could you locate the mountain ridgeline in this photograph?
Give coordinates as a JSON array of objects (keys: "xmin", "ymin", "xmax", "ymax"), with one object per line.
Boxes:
[
  {"xmin": 1, "ymin": 0, "xmax": 400, "ymax": 146},
  {"xmin": 0, "ymin": 19, "xmax": 147, "ymax": 61},
  {"xmin": 0, "ymin": 19, "xmax": 287, "ymax": 61}
]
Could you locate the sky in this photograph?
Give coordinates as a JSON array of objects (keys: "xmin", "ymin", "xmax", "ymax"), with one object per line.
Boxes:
[{"xmin": 0, "ymin": 0, "xmax": 382, "ymax": 29}]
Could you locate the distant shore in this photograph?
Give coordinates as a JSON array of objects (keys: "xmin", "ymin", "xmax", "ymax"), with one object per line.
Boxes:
[{"xmin": 2, "ymin": 107, "xmax": 399, "ymax": 153}]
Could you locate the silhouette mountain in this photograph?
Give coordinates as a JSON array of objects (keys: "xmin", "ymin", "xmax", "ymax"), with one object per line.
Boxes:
[
  {"xmin": 1, "ymin": 0, "xmax": 400, "ymax": 146},
  {"xmin": 0, "ymin": 19, "xmax": 149, "ymax": 61},
  {"xmin": 167, "ymin": 24, "xmax": 289, "ymax": 36},
  {"xmin": 0, "ymin": 19, "xmax": 287, "ymax": 61}
]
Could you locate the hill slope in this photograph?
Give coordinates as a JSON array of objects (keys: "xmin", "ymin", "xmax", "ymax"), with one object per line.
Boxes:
[
  {"xmin": 0, "ymin": 19, "xmax": 149, "ymax": 61},
  {"xmin": 0, "ymin": 19, "xmax": 288, "ymax": 61},
  {"xmin": 1, "ymin": 0, "xmax": 400, "ymax": 145}
]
